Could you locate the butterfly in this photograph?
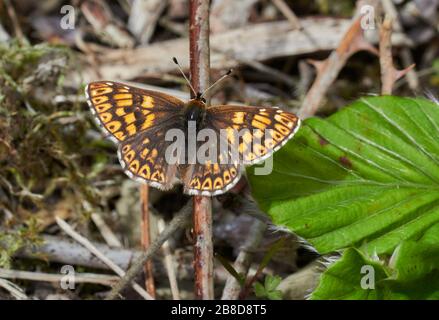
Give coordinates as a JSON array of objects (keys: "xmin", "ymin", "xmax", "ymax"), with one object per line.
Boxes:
[{"xmin": 85, "ymin": 69, "xmax": 300, "ymax": 196}]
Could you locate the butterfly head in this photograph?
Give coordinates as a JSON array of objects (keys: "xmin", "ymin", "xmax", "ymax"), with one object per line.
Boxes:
[{"xmin": 195, "ymin": 92, "xmax": 207, "ymax": 103}]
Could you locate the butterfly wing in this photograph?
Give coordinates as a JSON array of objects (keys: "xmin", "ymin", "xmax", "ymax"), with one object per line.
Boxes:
[
  {"xmin": 118, "ymin": 127, "xmax": 179, "ymax": 190},
  {"xmin": 206, "ymin": 105, "xmax": 301, "ymax": 164},
  {"xmin": 85, "ymin": 81, "xmax": 185, "ymax": 143},
  {"xmin": 179, "ymin": 161, "xmax": 241, "ymax": 196},
  {"xmin": 85, "ymin": 81, "xmax": 185, "ymax": 190}
]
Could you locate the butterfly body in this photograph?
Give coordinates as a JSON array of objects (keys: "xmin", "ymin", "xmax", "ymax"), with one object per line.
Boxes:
[
  {"xmin": 183, "ymin": 98, "xmax": 206, "ymax": 131},
  {"xmin": 86, "ymin": 81, "xmax": 300, "ymax": 196}
]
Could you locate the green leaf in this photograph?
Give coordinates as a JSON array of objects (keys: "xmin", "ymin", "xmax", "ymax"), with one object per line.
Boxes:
[
  {"xmin": 311, "ymin": 248, "xmax": 389, "ymax": 299},
  {"xmin": 311, "ymin": 225, "xmax": 439, "ymax": 300},
  {"xmin": 253, "ymin": 275, "xmax": 283, "ymax": 300},
  {"xmin": 248, "ymin": 96, "xmax": 439, "ymax": 255},
  {"xmin": 265, "ymin": 274, "xmax": 282, "ymax": 292},
  {"xmin": 215, "ymin": 253, "xmax": 245, "ymax": 286},
  {"xmin": 253, "ymin": 282, "xmax": 266, "ymax": 298}
]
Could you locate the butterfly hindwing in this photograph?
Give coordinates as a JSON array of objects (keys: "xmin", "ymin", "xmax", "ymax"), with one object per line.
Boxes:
[
  {"xmin": 179, "ymin": 162, "xmax": 241, "ymax": 196},
  {"xmin": 118, "ymin": 125, "xmax": 179, "ymax": 190},
  {"xmin": 85, "ymin": 81, "xmax": 185, "ymax": 143}
]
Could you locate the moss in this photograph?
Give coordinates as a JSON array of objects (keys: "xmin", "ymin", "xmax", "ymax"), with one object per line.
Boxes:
[{"xmin": 0, "ymin": 42, "xmax": 119, "ymax": 263}]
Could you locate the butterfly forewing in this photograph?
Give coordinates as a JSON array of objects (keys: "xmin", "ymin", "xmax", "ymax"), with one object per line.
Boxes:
[{"xmin": 85, "ymin": 81, "xmax": 185, "ymax": 143}]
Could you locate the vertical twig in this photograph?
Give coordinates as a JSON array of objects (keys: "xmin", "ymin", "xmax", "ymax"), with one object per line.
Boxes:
[
  {"xmin": 106, "ymin": 202, "xmax": 193, "ymax": 300},
  {"xmin": 158, "ymin": 218, "xmax": 180, "ymax": 300},
  {"xmin": 381, "ymin": 0, "xmax": 419, "ymax": 91},
  {"xmin": 379, "ymin": 15, "xmax": 415, "ymax": 95},
  {"xmin": 379, "ymin": 16, "xmax": 394, "ymax": 95},
  {"xmin": 189, "ymin": 0, "xmax": 214, "ymax": 300},
  {"xmin": 140, "ymin": 184, "xmax": 155, "ymax": 297},
  {"xmin": 3, "ymin": 0, "xmax": 25, "ymax": 42}
]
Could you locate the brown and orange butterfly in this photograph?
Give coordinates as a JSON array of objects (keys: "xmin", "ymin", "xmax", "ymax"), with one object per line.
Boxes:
[{"xmin": 86, "ymin": 76, "xmax": 300, "ymax": 196}]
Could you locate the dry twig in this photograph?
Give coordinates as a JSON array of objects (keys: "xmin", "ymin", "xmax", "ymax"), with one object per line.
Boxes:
[
  {"xmin": 158, "ymin": 218, "xmax": 180, "ymax": 300},
  {"xmin": 379, "ymin": 16, "xmax": 415, "ymax": 95},
  {"xmin": 298, "ymin": 15, "xmax": 378, "ymax": 118},
  {"xmin": 106, "ymin": 201, "xmax": 193, "ymax": 300},
  {"xmin": 271, "ymin": 0, "xmax": 302, "ymax": 30},
  {"xmin": 189, "ymin": 0, "xmax": 214, "ymax": 300},
  {"xmin": 140, "ymin": 184, "xmax": 156, "ymax": 297},
  {"xmin": 128, "ymin": 0, "xmax": 168, "ymax": 44},
  {"xmin": 210, "ymin": 0, "xmax": 258, "ymax": 33},
  {"xmin": 0, "ymin": 278, "xmax": 29, "ymax": 300},
  {"xmin": 91, "ymin": 213, "xmax": 122, "ymax": 248},
  {"xmin": 381, "ymin": 0, "xmax": 419, "ymax": 91},
  {"xmin": 78, "ymin": 18, "xmax": 357, "ymax": 83},
  {"xmin": 55, "ymin": 217, "xmax": 153, "ymax": 300},
  {"xmin": 15, "ymin": 234, "xmax": 140, "ymax": 271},
  {"xmin": 0, "ymin": 268, "xmax": 118, "ymax": 287}
]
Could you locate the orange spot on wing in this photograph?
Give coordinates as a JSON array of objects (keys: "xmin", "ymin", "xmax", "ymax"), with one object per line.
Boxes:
[
  {"xmin": 114, "ymin": 131, "xmax": 126, "ymax": 141},
  {"xmin": 92, "ymin": 96, "xmax": 108, "ymax": 104},
  {"xmin": 254, "ymin": 114, "xmax": 271, "ymax": 125},
  {"xmin": 251, "ymin": 119, "xmax": 267, "ymax": 130},
  {"xmin": 106, "ymin": 121, "xmax": 121, "ymax": 133},
  {"xmin": 91, "ymin": 87, "xmax": 112, "ymax": 96},
  {"xmin": 139, "ymin": 165, "xmax": 151, "ymax": 179},
  {"xmin": 201, "ymin": 178, "xmax": 213, "ymax": 190},
  {"xmin": 124, "ymin": 113, "xmax": 136, "ymax": 124},
  {"xmin": 116, "ymin": 99, "xmax": 132, "ymax": 107},
  {"xmin": 126, "ymin": 123, "xmax": 137, "ymax": 135},
  {"xmin": 214, "ymin": 177, "xmax": 223, "ymax": 189},
  {"xmin": 114, "ymin": 93, "xmax": 132, "ymax": 100},
  {"xmin": 96, "ymin": 103, "xmax": 112, "ymax": 113},
  {"xmin": 142, "ymin": 96, "xmax": 154, "ymax": 108},
  {"xmin": 129, "ymin": 160, "xmax": 140, "ymax": 173},
  {"xmin": 100, "ymin": 112, "xmax": 112, "ymax": 123}
]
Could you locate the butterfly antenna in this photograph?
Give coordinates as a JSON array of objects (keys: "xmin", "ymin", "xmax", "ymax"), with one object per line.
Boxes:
[
  {"xmin": 172, "ymin": 57, "xmax": 197, "ymax": 97},
  {"xmin": 200, "ymin": 69, "xmax": 233, "ymax": 99}
]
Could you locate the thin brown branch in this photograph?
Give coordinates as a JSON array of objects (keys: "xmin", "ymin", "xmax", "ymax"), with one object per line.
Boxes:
[
  {"xmin": 158, "ymin": 218, "xmax": 180, "ymax": 300},
  {"xmin": 189, "ymin": 0, "xmax": 214, "ymax": 300},
  {"xmin": 379, "ymin": 16, "xmax": 395, "ymax": 95},
  {"xmin": 3, "ymin": 0, "xmax": 25, "ymax": 42},
  {"xmin": 55, "ymin": 217, "xmax": 153, "ymax": 300},
  {"xmin": 14, "ymin": 234, "xmax": 141, "ymax": 271},
  {"xmin": 298, "ymin": 15, "xmax": 378, "ymax": 119},
  {"xmin": 381, "ymin": 0, "xmax": 419, "ymax": 91},
  {"xmin": 91, "ymin": 212, "xmax": 122, "ymax": 248},
  {"xmin": 271, "ymin": 0, "xmax": 302, "ymax": 30},
  {"xmin": 128, "ymin": 0, "xmax": 167, "ymax": 44},
  {"xmin": 0, "ymin": 268, "xmax": 119, "ymax": 287},
  {"xmin": 140, "ymin": 184, "xmax": 155, "ymax": 297},
  {"xmin": 106, "ymin": 201, "xmax": 193, "ymax": 300},
  {"xmin": 379, "ymin": 16, "xmax": 415, "ymax": 95},
  {"xmin": 0, "ymin": 279, "xmax": 29, "ymax": 300}
]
